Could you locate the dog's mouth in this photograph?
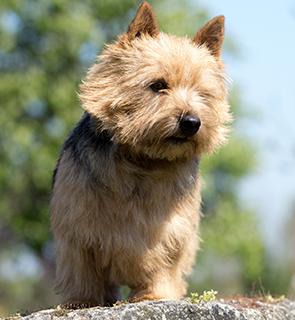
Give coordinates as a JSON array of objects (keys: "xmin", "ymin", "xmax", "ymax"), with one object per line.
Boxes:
[{"xmin": 165, "ymin": 136, "xmax": 190, "ymax": 144}]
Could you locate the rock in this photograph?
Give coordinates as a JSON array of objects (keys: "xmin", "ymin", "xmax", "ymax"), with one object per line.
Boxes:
[{"xmin": 6, "ymin": 299, "xmax": 295, "ymax": 320}]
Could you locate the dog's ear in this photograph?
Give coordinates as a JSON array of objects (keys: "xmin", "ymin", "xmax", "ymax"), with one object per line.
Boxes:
[
  {"xmin": 127, "ymin": 1, "xmax": 159, "ymax": 40},
  {"xmin": 193, "ymin": 16, "xmax": 225, "ymax": 58}
]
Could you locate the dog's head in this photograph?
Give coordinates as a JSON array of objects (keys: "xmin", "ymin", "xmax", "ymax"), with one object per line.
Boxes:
[{"xmin": 80, "ymin": 1, "xmax": 232, "ymax": 161}]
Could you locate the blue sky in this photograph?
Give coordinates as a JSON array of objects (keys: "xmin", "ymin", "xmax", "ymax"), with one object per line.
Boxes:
[{"xmin": 198, "ymin": 0, "xmax": 295, "ymax": 253}]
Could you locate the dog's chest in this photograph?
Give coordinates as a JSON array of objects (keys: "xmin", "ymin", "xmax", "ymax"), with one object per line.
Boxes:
[{"xmin": 94, "ymin": 165, "xmax": 198, "ymax": 253}]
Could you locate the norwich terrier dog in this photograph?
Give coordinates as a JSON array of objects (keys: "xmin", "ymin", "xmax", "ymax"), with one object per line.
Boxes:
[{"xmin": 51, "ymin": 1, "xmax": 231, "ymax": 306}]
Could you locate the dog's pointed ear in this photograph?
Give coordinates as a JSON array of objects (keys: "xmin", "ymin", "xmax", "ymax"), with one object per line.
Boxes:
[
  {"xmin": 127, "ymin": 1, "xmax": 159, "ymax": 40},
  {"xmin": 193, "ymin": 16, "xmax": 225, "ymax": 58}
]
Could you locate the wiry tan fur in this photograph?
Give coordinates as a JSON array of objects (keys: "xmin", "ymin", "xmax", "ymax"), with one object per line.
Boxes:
[{"xmin": 50, "ymin": 1, "xmax": 231, "ymax": 307}]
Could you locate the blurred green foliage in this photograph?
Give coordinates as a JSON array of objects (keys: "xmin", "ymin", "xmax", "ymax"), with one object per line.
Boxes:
[{"xmin": 0, "ymin": 0, "xmax": 286, "ymax": 315}]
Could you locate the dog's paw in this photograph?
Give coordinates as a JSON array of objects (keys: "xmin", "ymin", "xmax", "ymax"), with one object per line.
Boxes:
[
  {"xmin": 129, "ymin": 293, "xmax": 162, "ymax": 303},
  {"xmin": 58, "ymin": 302, "xmax": 95, "ymax": 310}
]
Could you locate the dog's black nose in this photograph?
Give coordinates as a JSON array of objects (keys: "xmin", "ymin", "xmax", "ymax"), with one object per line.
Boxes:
[{"xmin": 179, "ymin": 115, "xmax": 201, "ymax": 137}]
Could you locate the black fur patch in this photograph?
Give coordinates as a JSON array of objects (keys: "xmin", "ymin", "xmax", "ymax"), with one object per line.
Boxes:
[{"xmin": 52, "ymin": 112, "xmax": 112, "ymax": 187}]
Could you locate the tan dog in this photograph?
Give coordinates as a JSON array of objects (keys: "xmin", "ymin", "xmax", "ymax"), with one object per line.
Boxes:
[{"xmin": 51, "ymin": 1, "xmax": 231, "ymax": 307}]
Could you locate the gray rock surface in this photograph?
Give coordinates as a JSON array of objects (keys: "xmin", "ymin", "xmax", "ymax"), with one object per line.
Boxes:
[{"xmin": 6, "ymin": 299, "xmax": 295, "ymax": 320}]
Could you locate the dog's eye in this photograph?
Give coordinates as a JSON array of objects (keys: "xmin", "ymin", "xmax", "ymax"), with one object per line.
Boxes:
[{"xmin": 149, "ymin": 80, "xmax": 168, "ymax": 93}]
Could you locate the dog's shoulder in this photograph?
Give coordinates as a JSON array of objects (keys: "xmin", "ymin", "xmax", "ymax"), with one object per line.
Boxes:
[
  {"xmin": 52, "ymin": 113, "xmax": 113, "ymax": 187},
  {"xmin": 64, "ymin": 112, "xmax": 112, "ymax": 153}
]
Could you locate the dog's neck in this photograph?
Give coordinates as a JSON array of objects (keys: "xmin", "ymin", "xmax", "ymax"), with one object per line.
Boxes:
[
  {"xmin": 119, "ymin": 147, "xmax": 179, "ymax": 170},
  {"xmin": 116, "ymin": 144, "xmax": 199, "ymax": 175}
]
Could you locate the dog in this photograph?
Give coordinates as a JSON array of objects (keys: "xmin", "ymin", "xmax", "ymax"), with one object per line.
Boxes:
[{"xmin": 50, "ymin": 1, "xmax": 231, "ymax": 307}]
